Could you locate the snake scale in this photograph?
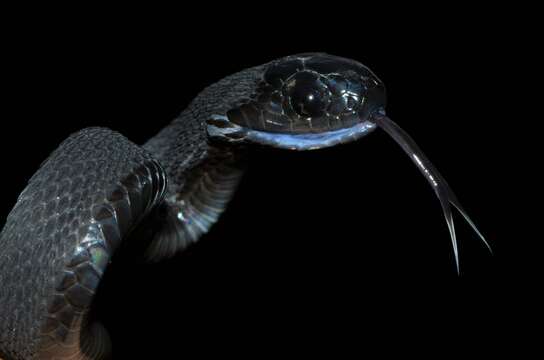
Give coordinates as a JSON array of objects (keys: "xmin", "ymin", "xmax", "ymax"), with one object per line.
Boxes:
[{"xmin": 0, "ymin": 53, "xmax": 490, "ymax": 359}]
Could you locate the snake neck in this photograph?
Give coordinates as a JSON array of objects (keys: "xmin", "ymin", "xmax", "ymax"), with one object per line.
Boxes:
[
  {"xmin": 143, "ymin": 112, "xmax": 246, "ymax": 260},
  {"xmin": 140, "ymin": 65, "xmax": 265, "ymax": 260}
]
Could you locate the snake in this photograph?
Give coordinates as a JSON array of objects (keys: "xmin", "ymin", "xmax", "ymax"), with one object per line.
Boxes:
[{"xmin": 0, "ymin": 53, "xmax": 491, "ymax": 360}]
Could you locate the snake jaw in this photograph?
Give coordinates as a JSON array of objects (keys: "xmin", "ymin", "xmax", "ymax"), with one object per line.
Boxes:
[
  {"xmin": 370, "ymin": 112, "xmax": 492, "ymax": 273},
  {"xmin": 241, "ymin": 120, "xmax": 376, "ymax": 150},
  {"xmin": 206, "ymin": 114, "xmax": 377, "ymax": 150}
]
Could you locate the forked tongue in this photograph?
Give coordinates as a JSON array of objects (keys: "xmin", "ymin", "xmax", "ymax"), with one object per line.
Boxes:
[{"xmin": 371, "ymin": 113, "xmax": 492, "ymax": 274}]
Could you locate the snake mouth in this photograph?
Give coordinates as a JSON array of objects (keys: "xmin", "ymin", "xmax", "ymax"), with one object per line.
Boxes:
[
  {"xmin": 240, "ymin": 119, "xmax": 377, "ymax": 150},
  {"xmin": 206, "ymin": 114, "xmax": 378, "ymax": 150}
]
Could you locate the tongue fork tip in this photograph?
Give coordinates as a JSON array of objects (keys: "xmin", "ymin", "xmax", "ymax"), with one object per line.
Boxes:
[{"xmin": 371, "ymin": 113, "xmax": 491, "ymax": 272}]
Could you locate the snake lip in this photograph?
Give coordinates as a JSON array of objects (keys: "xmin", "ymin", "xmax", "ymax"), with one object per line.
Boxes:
[
  {"xmin": 242, "ymin": 120, "xmax": 377, "ymax": 150},
  {"xmin": 206, "ymin": 114, "xmax": 377, "ymax": 150}
]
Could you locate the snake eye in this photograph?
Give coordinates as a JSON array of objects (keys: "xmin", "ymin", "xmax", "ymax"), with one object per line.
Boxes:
[{"xmin": 284, "ymin": 71, "xmax": 330, "ymax": 118}]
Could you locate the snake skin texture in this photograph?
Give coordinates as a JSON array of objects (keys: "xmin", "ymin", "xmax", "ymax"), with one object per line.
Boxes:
[
  {"xmin": 0, "ymin": 129, "xmax": 167, "ymax": 359},
  {"xmin": 1, "ymin": 53, "xmax": 490, "ymax": 358},
  {"xmin": 0, "ymin": 62, "xmax": 268, "ymax": 359},
  {"xmin": 140, "ymin": 63, "xmax": 265, "ymax": 258}
]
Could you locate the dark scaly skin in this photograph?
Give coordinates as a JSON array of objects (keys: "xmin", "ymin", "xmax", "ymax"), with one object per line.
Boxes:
[
  {"xmin": 141, "ymin": 63, "xmax": 265, "ymax": 259},
  {"xmin": 0, "ymin": 64, "xmax": 265, "ymax": 359},
  {"xmin": 1, "ymin": 53, "xmax": 490, "ymax": 358},
  {"xmin": 0, "ymin": 128, "xmax": 168, "ymax": 359}
]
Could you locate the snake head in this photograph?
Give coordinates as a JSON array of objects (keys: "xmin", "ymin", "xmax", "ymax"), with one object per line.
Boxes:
[
  {"xmin": 206, "ymin": 53, "xmax": 386, "ymax": 150},
  {"xmin": 206, "ymin": 53, "xmax": 491, "ymax": 273}
]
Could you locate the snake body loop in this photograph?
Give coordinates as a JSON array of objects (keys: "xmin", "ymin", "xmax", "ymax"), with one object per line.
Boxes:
[{"xmin": 0, "ymin": 64, "xmax": 261, "ymax": 359}]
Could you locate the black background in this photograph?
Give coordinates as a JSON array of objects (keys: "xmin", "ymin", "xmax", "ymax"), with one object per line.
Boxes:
[{"xmin": 1, "ymin": 5, "xmax": 537, "ymax": 356}]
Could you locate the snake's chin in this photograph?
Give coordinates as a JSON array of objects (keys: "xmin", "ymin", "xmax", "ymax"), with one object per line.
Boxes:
[{"xmin": 207, "ymin": 114, "xmax": 377, "ymax": 151}]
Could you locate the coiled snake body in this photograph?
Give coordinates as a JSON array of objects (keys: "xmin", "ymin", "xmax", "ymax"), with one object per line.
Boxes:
[{"xmin": 0, "ymin": 53, "xmax": 490, "ymax": 359}]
